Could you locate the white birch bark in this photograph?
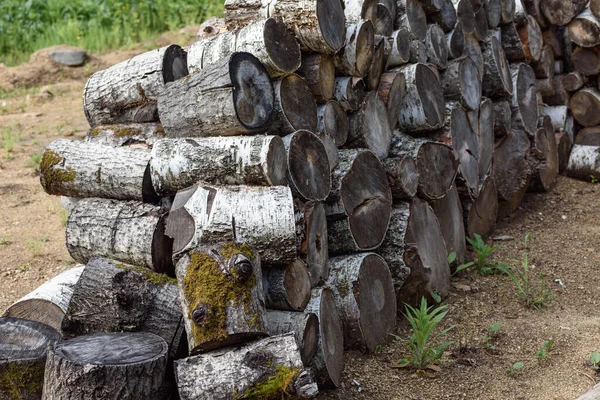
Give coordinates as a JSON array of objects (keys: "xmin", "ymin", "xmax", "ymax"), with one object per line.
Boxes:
[
  {"xmin": 334, "ymin": 21, "xmax": 375, "ymax": 77},
  {"xmin": 85, "ymin": 123, "xmax": 166, "ymax": 148},
  {"xmin": 566, "ymin": 144, "xmax": 600, "ymax": 181},
  {"xmin": 264, "ymin": 310, "xmax": 319, "ymax": 366},
  {"xmin": 344, "ymin": 0, "xmax": 378, "ymax": 24},
  {"xmin": 387, "ymin": 29, "xmax": 411, "ymax": 67}
]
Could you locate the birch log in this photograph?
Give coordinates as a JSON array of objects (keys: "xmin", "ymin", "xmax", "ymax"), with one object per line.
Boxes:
[
  {"xmin": 326, "ymin": 254, "xmax": 396, "ymax": 352},
  {"xmin": 66, "ymin": 198, "xmax": 173, "ymax": 274},
  {"xmin": 335, "ymin": 21, "xmax": 375, "ymax": 77},
  {"xmin": 396, "ymin": 0, "xmax": 428, "ymax": 40},
  {"xmin": 528, "ymin": 115, "xmax": 559, "ymax": 192},
  {"xmin": 426, "ymin": 23, "xmax": 449, "ymax": 69},
  {"xmin": 430, "ymin": 185, "xmax": 468, "ymax": 266},
  {"xmin": 540, "ymin": 0, "xmax": 587, "ymax": 26},
  {"xmin": 264, "ymin": 311, "xmax": 319, "ymax": 366},
  {"xmin": 333, "ymin": 77, "xmax": 366, "ymax": 111},
  {"xmin": 0, "ymin": 318, "xmax": 60, "ymax": 400},
  {"xmin": 262, "ymin": 260, "xmax": 312, "ymax": 310},
  {"xmin": 570, "ymin": 88, "xmax": 600, "ymax": 127},
  {"xmin": 316, "ymin": 100, "xmax": 349, "ymax": 146},
  {"xmin": 557, "ymin": 131, "xmax": 573, "ymax": 173},
  {"xmin": 383, "ymin": 155, "xmax": 419, "ymax": 200},
  {"xmin": 378, "ymin": 70, "xmax": 406, "ymax": 130},
  {"xmin": 83, "ymin": 45, "xmax": 188, "ymax": 126},
  {"xmin": 452, "ymin": 0, "xmax": 476, "ymax": 34},
  {"xmin": 462, "ymin": 175, "xmax": 498, "ymax": 238},
  {"xmin": 166, "ymin": 185, "xmax": 296, "ymax": 266},
  {"xmin": 269, "ymin": 74, "xmax": 318, "ymax": 135},
  {"xmin": 175, "ymin": 242, "xmax": 267, "ymax": 354},
  {"xmin": 3, "ymin": 266, "xmax": 84, "ymax": 331},
  {"xmin": 575, "ymin": 127, "xmax": 600, "ymax": 146},
  {"xmin": 85, "ymin": 123, "xmax": 165, "ymax": 148},
  {"xmin": 42, "ymin": 333, "xmax": 168, "ymax": 400},
  {"xmin": 367, "ymin": 36, "xmax": 386, "ymax": 90},
  {"xmin": 447, "ymin": 23, "xmax": 466, "ymax": 59},
  {"xmin": 175, "ymin": 333, "xmax": 318, "ymax": 400},
  {"xmin": 480, "ymin": 39, "xmax": 512, "ymax": 100},
  {"xmin": 511, "ymin": 63, "xmax": 539, "ymax": 136},
  {"xmin": 347, "ymin": 92, "xmax": 393, "ymax": 159},
  {"xmin": 344, "ymin": 0, "xmax": 379, "ymax": 24},
  {"xmin": 295, "ymin": 200, "xmax": 329, "ymax": 285},
  {"xmin": 40, "ymin": 139, "xmax": 157, "ymax": 203},
  {"xmin": 566, "ymin": 145, "xmax": 600, "ymax": 181},
  {"xmin": 386, "ymin": 29, "xmax": 412, "ymax": 67},
  {"xmin": 158, "ymin": 52, "xmax": 274, "ymax": 138},
  {"xmin": 376, "ymin": 3, "xmax": 395, "ymax": 35},
  {"xmin": 440, "ymin": 56, "xmax": 482, "ymax": 111},
  {"xmin": 296, "ymin": 53, "xmax": 335, "ymax": 103},
  {"xmin": 430, "ymin": 0, "xmax": 458, "ymax": 32}
]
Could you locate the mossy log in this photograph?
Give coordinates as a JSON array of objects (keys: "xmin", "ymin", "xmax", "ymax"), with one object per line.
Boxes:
[
  {"xmin": 175, "ymin": 242, "xmax": 267, "ymax": 355},
  {"xmin": 175, "ymin": 333, "xmax": 318, "ymax": 400},
  {"xmin": 396, "ymin": 0, "xmax": 428, "ymax": 40},
  {"xmin": 66, "ymin": 198, "xmax": 173, "ymax": 274},
  {"xmin": 529, "ymin": 115, "xmax": 559, "ymax": 192},
  {"xmin": 269, "ymin": 74, "xmax": 318, "ymax": 136},
  {"xmin": 383, "ymin": 155, "xmax": 419, "ymax": 200},
  {"xmin": 462, "ymin": 175, "xmax": 498, "ymax": 238},
  {"xmin": 440, "ymin": 56, "xmax": 481, "ymax": 111},
  {"xmin": 316, "ymin": 100, "xmax": 348, "ymax": 146},
  {"xmin": 0, "ymin": 318, "xmax": 60, "ymax": 400},
  {"xmin": 296, "ymin": 53, "xmax": 335, "ymax": 104},
  {"xmin": 3, "ymin": 266, "xmax": 84, "ymax": 332},
  {"xmin": 429, "ymin": 185, "xmax": 467, "ymax": 266},
  {"xmin": 295, "ymin": 200, "xmax": 329, "ymax": 286},
  {"xmin": 429, "ymin": 0, "xmax": 458, "ymax": 32},
  {"xmin": 83, "ymin": 45, "xmax": 188, "ymax": 126},
  {"xmin": 85, "ymin": 123, "xmax": 165, "ymax": 148},
  {"xmin": 264, "ymin": 310, "xmax": 319, "ymax": 366},
  {"xmin": 386, "ymin": 29, "xmax": 412, "ymax": 67},
  {"xmin": 334, "ymin": 21, "xmax": 375, "ymax": 77},
  {"xmin": 262, "ymin": 260, "xmax": 312, "ymax": 311},
  {"xmin": 566, "ymin": 144, "xmax": 600, "ymax": 181},
  {"xmin": 42, "ymin": 333, "xmax": 168, "ymax": 400},
  {"xmin": 333, "ymin": 77, "xmax": 366, "ymax": 112},
  {"xmin": 480, "ymin": 36, "xmax": 513, "ymax": 99},
  {"xmin": 377, "ymin": 69, "xmax": 406, "ymax": 130},
  {"xmin": 510, "ymin": 63, "xmax": 539, "ymax": 136},
  {"xmin": 347, "ymin": 92, "xmax": 392, "ymax": 159},
  {"xmin": 325, "ymin": 253, "xmax": 396, "ymax": 352}
]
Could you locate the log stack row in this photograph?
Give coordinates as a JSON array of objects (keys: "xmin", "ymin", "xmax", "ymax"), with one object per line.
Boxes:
[{"xmin": 1, "ymin": 0, "xmax": 596, "ymax": 398}]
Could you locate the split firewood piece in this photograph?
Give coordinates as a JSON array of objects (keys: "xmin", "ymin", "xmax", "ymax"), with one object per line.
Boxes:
[
  {"xmin": 494, "ymin": 101, "xmax": 512, "ymax": 138},
  {"xmin": 326, "ymin": 149, "xmax": 392, "ymax": 253},
  {"xmin": 451, "ymin": 0, "xmax": 476, "ymax": 34},
  {"xmin": 510, "ymin": 63, "xmax": 539, "ymax": 136},
  {"xmin": 3, "ymin": 266, "xmax": 84, "ymax": 331},
  {"xmin": 540, "ymin": 0, "xmax": 587, "ymax": 26},
  {"xmin": 264, "ymin": 311, "xmax": 319, "ymax": 366},
  {"xmin": 576, "ymin": 127, "xmax": 600, "ymax": 146},
  {"xmin": 378, "ymin": 70, "xmax": 406, "ymax": 130},
  {"xmin": 344, "ymin": 0, "xmax": 378, "ymax": 24},
  {"xmin": 426, "ymin": 24, "xmax": 449, "ymax": 69},
  {"xmin": 570, "ymin": 88, "xmax": 600, "ymax": 127},
  {"xmin": 375, "ymin": 3, "xmax": 394, "ymax": 35},
  {"xmin": 224, "ymin": 0, "xmax": 346, "ymax": 54},
  {"xmin": 66, "ymin": 198, "xmax": 173, "ymax": 274},
  {"xmin": 149, "ymin": 136, "xmax": 287, "ymax": 196},
  {"xmin": 61, "ymin": 258, "xmax": 184, "ymax": 359},
  {"xmin": 567, "ymin": 145, "xmax": 600, "ymax": 181},
  {"xmin": 333, "ymin": 77, "xmax": 366, "ymax": 111},
  {"xmin": 175, "ymin": 242, "xmax": 267, "ymax": 355},
  {"xmin": 295, "ymin": 200, "xmax": 329, "ymax": 286},
  {"xmin": 543, "ymin": 74, "xmax": 570, "ymax": 106},
  {"xmin": 42, "ymin": 333, "xmax": 168, "ymax": 400},
  {"xmin": 335, "ymin": 21, "xmax": 375, "ymax": 77},
  {"xmin": 296, "ymin": 53, "xmax": 335, "ymax": 104},
  {"xmin": 85, "ymin": 123, "xmax": 165, "ymax": 148},
  {"xmin": 430, "ymin": 185, "xmax": 467, "ymax": 266},
  {"xmin": 478, "ymin": 98, "xmax": 495, "ymax": 179},
  {"xmin": 83, "ymin": 45, "xmax": 188, "ymax": 126},
  {"xmin": 0, "ymin": 317, "xmax": 60, "ymax": 400},
  {"xmin": 492, "ymin": 129, "xmax": 532, "ymax": 218},
  {"xmin": 270, "ymin": 74, "xmax": 318, "ymax": 135},
  {"xmin": 167, "ymin": 185, "xmax": 296, "ymax": 266},
  {"xmin": 367, "ymin": 36, "xmax": 386, "ymax": 90},
  {"xmin": 463, "ymin": 33, "xmax": 484, "ymax": 78},
  {"xmin": 462, "ymin": 175, "xmax": 498, "ymax": 238},
  {"xmin": 386, "ymin": 29, "xmax": 412, "ymax": 67},
  {"xmin": 317, "ymin": 100, "xmax": 349, "ymax": 146},
  {"xmin": 563, "ymin": 71, "xmax": 587, "ymax": 91},
  {"xmin": 347, "ymin": 92, "xmax": 393, "ymax": 159},
  {"xmin": 176, "ymin": 333, "xmax": 318, "ymax": 399},
  {"xmin": 40, "ymin": 139, "xmax": 157, "ymax": 203},
  {"xmin": 159, "ymin": 52, "xmax": 273, "ymax": 138},
  {"xmin": 485, "ymin": 0, "xmax": 502, "ymax": 28},
  {"xmin": 383, "ymin": 155, "xmax": 419, "ymax": 200},
  {"xmin": 440, "ymin": 56, "xmax": 481, "ymax": 110},
  {"xmin": 326, "ymin": 253, "xmax": 396, "ymax": 352},
  {"xmin": 430, "ymin": 0, "xmax": 457, "ymax": 32},
  {"xmin": 396, "ymin": 0, "xmax": 428, "ymax": 40},
  {"xmin": 473, "ymin": 6, "xmax": 489, "ymax": 40},
  {"xmin": 304, "ymin": 288, "xmax": 344, "ymax": 388},
  {"xmin": 446, "ymin": 23, "xmax": 465, "ymax": 59},
  {"xmin": 263, "ymin": 260, "xmax": 312, "ymax": 311},
  {"xmin": 188, "ymin": 18, "xmax": 301, "ymax": 79},
  {"xmin": 389, "ymin": 131, "xmax": 458, "ymax": 200},
  {"xmin": 528, "ymin": 115, "xmax": 559, "ymax": 192},
  {"xmin": 397, "ymin": 63, "xmax": 445, "ymax": 132},
  {"xmin": 531, "ymin": 45, "xmax": 556, "ymax": 79}
]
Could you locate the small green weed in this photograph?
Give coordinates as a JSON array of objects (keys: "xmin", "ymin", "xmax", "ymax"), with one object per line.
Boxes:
[
  {"xmin": 482, "ymin": 322, "xmax": 502, "ymax": 352},
  {"xmin": 591, "ymin": 175, "xmax": 599, "ymax": 184},
  {"xmin": 506, "ymin": 361, "xmax": 524, "ymax": 376},
  {"xmin": 59, "ymin": 209, "xmax": 69, "ymax": 227},
  {"xmin": 458, "ymin": 234, "xmax": 509, "ymax": 275},
  {"xmin": 1, "ymin": 128, "xmax": 18, "ymax": 153},
  {"xmin": 25, "ymin": 236, "xmax": 48, "ymax": 257},
  {"xmin": 589, "ymin": 352, "xmax": 600, "ymax": 370},
  {"xmin": 18, "ymin": 264, "xmax": 29, "ymax": 272},
  {"xmin": 536, "ymin": 339, "xmax": 555, "ymax": 361},
  {"xmin": 26, "ymin": 152, "xmax": 42, "ymax": 169},
  {"xmin": 0, "ymin": 237, "xmax": 11, "ymax": 245}
]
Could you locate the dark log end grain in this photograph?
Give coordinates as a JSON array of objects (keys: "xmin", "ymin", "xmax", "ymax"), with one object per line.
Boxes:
[
  {"xmin": 465, "ymin": 175, "xmax": 498, "ymax": 238},
  {"xmin": 302, "ymin": 313, "xmax": 319, "ymax": 366},
  {"xmin": 514, "ymin": 63, "xmax": 539, "ymax": 135},
  {"xmin": 572, "ymin": 46, "xmax": 600, "ymax": 76},
  {"xmin": 277, "ymin": 74, "xmax": 318, "ymax": 133},
  {"xmin": 485, "ymin": 0, "xmax": 502, "ymax": 28},
  {"xmin": 317, "ymin": 0, "xmax": 347, "ymax": 52},
  {"xmin": 284, "ymin": 260, "xmax": 313, "ymax": 310},
  {"xmin": 288, "ymin": 130, "xmax": 331, "ymax": 201},
  {"xmin": 460, "ymin": 56, "xmax": 482, "ymax": 110},
  {"xmin": 375, "ymin": 3, "xmax": 394, "ymax": 35},
  {"xmin": 456, "ymin": 0, "xmax": 476, "ymax": 34},
  {"xmin": 265, "ymin": 18, "xmax": 303, "ymax": 75},
  {"xmin": 448, "ymin": 23, "xmax": 465, "ymax": 58},
  {"xmin": 416, "ymin": 63, "xmax": 446, "ymax": 128},
  {"xmin": 317, "ymin": 288, "xmax": 344, "ymax": 388},
  {"xmin": 162, "ymin": 45, "xmax": 189, "ymax": 84},
  {"xmin": 418, "ymin": 141, "xmax": 458, "ymax": 199},
  {"xmin": 319, "ymin": 100, "xmax": 349, "ymax": 146}
]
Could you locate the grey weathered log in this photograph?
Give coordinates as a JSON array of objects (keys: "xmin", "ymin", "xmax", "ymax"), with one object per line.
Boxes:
[
  {"xmin": 420, "ymin": 0, "xmax": 445, "ymax": 13},
  {"xmin": 295, "ymin": 200, "xmax": 329, "ymax": 286},
  {"xmin": 570, "ymin": 88, "xmax": 600, "ymax": 127},
  {"xmin": 66, "ymin": 198, "xmax": 173, "ymax": 274},
  {"xmin": 42, "ymin": 333, "xmax": 168, "ymax": 400},
  {"xmin": 0, "ymin": 318, "xmax": 60, "ymax": 400},
  {"xmin": 575, "ymin": 127, "xmax": 600, "ymax": 146},
  {"xmin": 375, "ymin": 3, "xmax": 395, "ymax": 35},
  {"xmin": 540, "ymin": 0, "xmax": 587, "ymax": 26},
  {"xmin": 344, "ymin": 0, "xmax": 379, "ymax": 24},
  {"xmin": 473, "ymin": 5, "xmax": 489, "ymax": 40},
  {"xmin": 543, "ymin": 74, "xmax": 570, "ymax": 106},
  {"xmin": 452, "ymin": 0, "xmax": 476, "ymax": 34},
  {"xmin": 500, "ymin": 0, "xmax": 516, "ymax": 23},
  {"xmin": 383, "ymin": 155, "xmax": 419, "ymax": 200},
  {"xmin": 264, "ymin": 311, "xmax": 319, "ymax": 366},
  {"xmin": 485, "ymin": 0, "xmax": 502, "ymax": 27},
  {"xmin": 386, "ymin": 29, "xmax": 412, "ymax": 67},
  {"xmin": 270, "ymin": 74, "xmax": 318, "ymax": 136},
  {"xmin": 263, "ymin": 260, "xmax": 312, "ymax": 311},
  {"xmin": 378, "ymin": 70, "xmax": 406, "ymax": 130},
  {"xmin": 463, "ymin": 33, "xmax": 484, "ymax": 78},
  {"xmin": 335, "ymin": 21, "xmax": 375, "ymax": 77},
  {"xmin": 440, "ymin": 56, "xmax": 481, "ymax": 110},
  {"xmin": 83, "ymin": 45, "xmax": 188, "ymax": 126},
  {"xmin": 325, "ymin": 254, "xmax": 396, "ymax": 352},
  {"xmin": 175, "ymin": 242, "xmax": 267, "ymax": 355},
  {"xmin": 316, "ymin": 100, "xmax": 348, "ymax": 146},
  {"xmin": 566, "ymin": 144, "xmax": 600, "ymax": 181},
  {"xmin": 501, "ymin": 22, "xmax": 527, "ymax": 62},
  {"xmin": 430, "ymin": 185, "xmax": 467, "ymax": 266},
  {"xmin": 518, "ymin": 15, "xmax": 543, "ymax": 61},
  {"xmin": 429, "ymin": 0, "xmax": 457, "ymax": 32},
  {"xmin": 563, "ymin": 71, "xmax": 588, "ymax": 91},
  {"xmin": 50, "ymin": 49, "xmax": 87, "ymax": 66},
  {"xmin": 493, "ymin": 100, "xmax": 512, "ymax": 138},
  {"xmin": 158, "ymin": 52, "xmax": 274, "ymax": 138},
  {"xmin": 478, "ymin": 98, "xmax": 495, "ymax": 179},
  {"xmin": 396, "ymin": 0, "xmax": 428, "ymax": 40},
  {"xmin": 347, "ymin": 92, "xmax": 393, "ymax": 159},
  {"xmin": 446, "ymin": 23, "xmax": 465, "ymax": 59},
  {"xmin": 296, "ymin": 53, "xmax": 335, "ymax": 104},
  {"xmin": 531, "ymin": 45, "xmax": 556, "ymax": 79},
  {"xmin": 85, "ymin": 123, "xmax": 165, "ymax": 148},
  {"xmin": 510, "ymin": 63, "xmax": 539, "ymax": 136},
  {"xmin": 462, "ymin": 175, "xmax": 498, "ymax": 238},
  {"xmin": 397, "ymin": 63, "xmax": 445, "ymax": 132},
  {"xmin": 367, "ymin": 36, "xmax": 387, "ymax": 90},
  {"xmin": 333, "ymin": 77, "xmax": 367, "ymax": 111},
  {"xmin": 409, "ymin": 37, "xmax": 429, "ymax": 63},
  {"xmin": 426, "ymin": 24, "xmax": 449, "ymax": 69},
  {"xmin": 528, "ymin": 115, "xmax": 559, "ymax": 192}
]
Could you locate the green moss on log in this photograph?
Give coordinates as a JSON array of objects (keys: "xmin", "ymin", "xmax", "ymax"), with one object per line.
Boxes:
[
  {"xmin": 0, "ymin": 361, "xmax": 45, "ymax": 400},
  {"xmin": 40, "ymin": 149, "xmax": 76, "ymax": 193},
  {"xmin": 115, "ymin": 263, "xmax": 177, "ymax": 285},
  {"xmin": 238, "ymin": 365, "xmax": 300, "ymax": 400}
]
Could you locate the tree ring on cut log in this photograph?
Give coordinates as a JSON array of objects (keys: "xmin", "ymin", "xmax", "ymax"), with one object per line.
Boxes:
[
  {"xmin": 230, "ymin": 52, "xmax": 275, "ymax": 131},
  {"xmin": 278, "ymin": 74, "xmax": 318, "ymax": 132},
  {"xmin": 318, "ymin": 100, "xmax": 348, "ymax": 146},
  {"xmin": 287, "ymin": 130, "xmax": 331, "ymax": 201},
  {"xmin": 162, "ymin": 44, "xmax": 189, "ymax": 84},
  {"xmin": 317, "ymin": 0, "xmax": 347, "ymax": 53},
  {"xmin": 416, "ymin": 63, "xmax": 446, "ymax": 129},
  {"xmin": 302, "ymin": 314, "xmax": 319, "ymax": 365},
  {"xmin": 283, "ymin": 260, "xmax": 312, "ymax": 310},
  {"xmin": 264, "ymin": 18, "xmax": 302, "ymax": 74},
  {"xmin": 0, "ymin": 317, "xmax": 60, "ymax": 361},
  {"xmin": 570, "ymin": 89, "xmax": 600, "ymax": 127},
  {"xmin": 417, "ymin": 142, "xmax": 457, "ymax": 199},
  {"xmin": 316, "ymin": 288, "xmax": 344, "ymax": 387},
  {"xmin": 491, "ymin": 36, "xmax": 514, "ymax": 96}
]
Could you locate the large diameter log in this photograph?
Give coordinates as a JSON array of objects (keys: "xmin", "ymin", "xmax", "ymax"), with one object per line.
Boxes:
[
  {"xmin": 175, "ymin": 242, "xmax": 266, "ymax": 354},
  {"xmin": 347, "ymin": 92, "xmax": 393, "ymax": 159},
  {"xmin": 42, "ymin": 333, "xmax": 168, "ymax": 400},
  {"xmin": 304, "ymin": 288, "xmax": 344, "ymax": 388},
  {"xmin": 529, "ymin": 115, "xmax": 559, "ymax": 192},
  {"xmin": 462, "ymin": 175, "xmax": 498, "ymax": 238},
  {"xmin": 576, "ymin": 127, "xmax": 600, "ymax": 146},
  {"xmin": 452, "ymin": 0, "xmax": 476, "ymax": 34},
  {"xmin": 378, "ymin": 70, "xmax": 406, "ymax": 130},
  {"xmin": 3, "ymin": 266, "xmax": 84, "ymax": 332},
  {"xmin": 86, "ymin": 123, "xmax": 165, "ymax": 148},
  {"xmin": 66, "ymin": 198, "xmax": 173, "ymax": 274},
  {"xmin": 478, "ymin": 98, "xmax": 495, "ymax": 179},
  {"xmin": 389, "ymin": 131, "xmax": 458, "ymax": 199},
  {"xmin": 440, "ymin": 56, "xmax": 481, "ymax": 110},
  {"xmin": 426, "ymin": 24, "xmax": 449, "ymax": 69},
  {"xmin": 263, "ymin": 260, "xmax": 312, "ymax": 311},
  {"xmin": 264, "ymin": 311, "xmax": 319, "ymax": 367},
  {"xmin": 510, "ymin": 63, "xmax": 538, "ymax": 136},
  {"xmin": 386, "ymin": 29, "xmax": 412, "ymax": 67},
  {"xmin": 176, "ymin": 333, "xmax": 318, "ymax": 400},
  {"xmin": 446, "ymin": 23, "xmax": 466, "ymax": 59},
  {"xmin": 0, "ymin": 318, "xmax": 60, "ymax": 400},
  {"xmin": 326, "ymin": 254, "xmax": 396, "ymax": 352},
  {"xmin": 40, "ymin": 139, "xmax": 157, "ymax": 203},
  {"xmin": 317, "ymin": 100, "xmax": 348, "ymax": 146},
  {"xmin": 335, "ymin": 21, "xmax": 375, "ymax": 77},
  {"xmin": 158, "ymin": 52, "xmax": 274, "ymax": 138},
  {"xmin": 485, "ymin": 0, "xmax": 502, "ymax": 28},
  {"xmin": 384, "ymin": 155, "xmax": 419, "ymax": 200},
  {"xmin": 541, "ymin": 0, "xmax": 587, "ymax": 26},
  {"xmin": 333, "ymin": 77, "xmax": 366, "ymax": 112},
  {"xmin": 296, "ymin": 53, "xmax": 335, "ymax": 103},
  {"xmin": 429, "ymin": 0, "xmax": 458, "ymax": 32},
  {"xmin": 167, "ymin": 185, "xmax": 296, "ymax": 265},
  {"xmin": 570, "ymin": 88, "xmax": 600, "ymax": 127},
  {"xmin": 397, "ymin": 63, "xmax": 445, "ymax": 132},
  {"xmin": 149, "ymin": 136, "xmax": 287, "ymax": 196},
  {"xmin": 344, "ymin": 0, "xmax": 379, "ymax": 24},
  {"xmin": 396, "ymin": 0, "xmax": 428, "ymax": 40},
  {"xmin": 430, "ymin": 185, "xmax": 467, "ymax": 266},
  {"xmin": 566, "ymin": 145, "xmax": 600, "ymax": 181},
  {"xmin": 269, "ymin": 74, "xmax": 318, "ymax": 135},
  {"xmin": 295, "ymin": 201, "xmax": 329, "ymax": 285},
  {"xmin": 83, "ymin": 45, "xmax": 188, "ymax": 126}
]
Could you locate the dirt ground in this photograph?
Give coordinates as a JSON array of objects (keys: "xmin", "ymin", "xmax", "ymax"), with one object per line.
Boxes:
[{"xmin": 1, "ymin": 42, "xmax": 599, "ymax": 400}]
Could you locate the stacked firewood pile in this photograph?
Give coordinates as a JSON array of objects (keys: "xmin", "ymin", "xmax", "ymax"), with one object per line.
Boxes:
[{"xmin": 2, "ymin": 0, "xmax": 599, "ymax": 398}]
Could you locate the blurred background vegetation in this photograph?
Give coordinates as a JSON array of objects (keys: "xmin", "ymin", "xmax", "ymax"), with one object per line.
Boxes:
[{"xmin": 0, "ymin": 0, "xmax": 224, "ymax": 66}]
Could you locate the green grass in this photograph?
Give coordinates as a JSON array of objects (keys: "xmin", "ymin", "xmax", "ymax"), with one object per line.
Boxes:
[{"xmin": 0, "ymin": 0, "xmax": 224, "ymax": 66}]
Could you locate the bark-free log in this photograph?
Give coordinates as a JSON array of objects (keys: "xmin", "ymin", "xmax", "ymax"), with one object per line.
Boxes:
[
  {"xmin": 158, "ymin": 52, "xmax": 274, "ymax": 138},
  {"xmin": 383, "ymin": 155, "xmax": 419, "ymax": 200},
  {"xmin": 440, "ymin": 56, "xmax": 481, "ymax": 110},
  {"xmin": 378, "ymin": 70, "xmax": 406, "ymax": 130},
  {"xmin": 511, "ymin": 63, "xmax": 539, "ymax": 136},
  {"xmin": 566, "ymin": 144, "xmax": 600, "ymax": 181},
  {"xmin": 3, "ymin": 266, "xmax": 84, "ymax": 332},
  {"xmin": 426, "ymin": 24, "xmax": 449, "ymax": 69},
  {"xmin": 386, "ymin": 29, "xmax": 412, "ymax": 67},
  {"xmin": 541, "ymin": 0, "xmax": 587, "ymax": 26},
  {"xmin": 396, "ymin": 0, "xmax": 428, "ymax": 40},
  {"xmin": 296, "ymin": 53, "xmax": 335, "ymax": 104},
  {"xmin": 335, "ymin": 21, "xmax": 375, "ymax": 77},
  {"xmin": 430, "ymin": 185, "xmax": 467, "ymax": 266},
  {"xmin": 347, "ymin": 92, "xmax": 393, "ymax": 159},
  {"xmin": 430, "ymin": 0, "xmax": 457, "ymax": 32},
  {"xmin": 167, "ymin": 185, "xmax": 296, "ymax": 265},
  {"xmin": 462, "ymin": 175, "xmax": 498, "ymax": 238},
  {"xmin": 66, "ymin": 198, "xmax": 173, "ymax": 274},
  {"xmin": 40, "ymin": 139, "xmax": 157, "ymax": 203},
  {"xmin": 42, "ymin": 333, "xmax": 168, "ymax": 400},
  {"xmin": 85, "ymin": 123, "xmax": 165, "ymax": 148},
  {"xmin": 326, "ymin": 254, "xmax": 396, "ymax": 352},
  {"xmin": 83, "ymin": 45, "xmax": 188, "ymax": 126},
  {"xmin": 333, "ymin": 77, "xmax": 366, "ymax": 112},
  {"xmin": 397, "ymin": 63, "xmax": 445, "ymax": 131},
  {"xmin": 175, "ymin": 333, "xmax": 318, "ymax": 400},
  {"xmin": 0, "ymin": 318, "xmax": 60, "ymax": 400},
  {"xmin": 570, "ymin": 88, "xmax": 600, "ymax": 127},
  {"xmin": 175, "ymin": 242, "xmax": 266, "ymax": 354},
  {"xmin": 452, "ymin": 0, "xmax": 476, "ymax": 34},
  {"xmin": 316, "ymin": 100, "xmax": 348, "ymax": 146},
  {"xmin": 295, "ymin": 200, "xmax": 329, "ymax": 285},
  {"xmin": 149, "ymin": 136, "xmax": 287, "ymax": 196},
  {"xmin": 528, "ymin": 115, "xmax": 559, "ymax": 192},
  {"xmin": 264, "ymin": 311, "xmax": 319, "ymax": 366},
  {"xmin": 269, "ymin": 74, "xmax": 318, "ymax": 135},
  {"xmin": 446, "ymin": 23, "xmax": 465, "ymax": 59},
  {"xmin": 262, "ymin": 260, "xmax": 312, "ymax": 310}
]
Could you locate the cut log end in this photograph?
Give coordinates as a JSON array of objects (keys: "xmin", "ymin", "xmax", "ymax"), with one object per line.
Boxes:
[
  {"xmin": 286, "ymin": 130, "xmax": 331, "ymax": 201},
  {"xmin": 317, "ymin": 0, "xmax": 347, "ymax": 52},
  {"xmin": 283, "ymin": 260, "xmax": 312, "ymax": 310},
  {"xmin": 464, "ymin": 175, "xmax": 498, "ymax": 238},
  {"xmin": 418, "ymin": 142, "xmax": 458, "ymax": 199},
  {"xmin": 264, "ymin": 18, "xmax": 303, "ymax": 75},
  {"xmin": 274, "ymin": 74, "xmax": 318, "ymax": 134},
  {"xmin": 162, "ymin": 44, "xmax": 189, "ymax": 84}
]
